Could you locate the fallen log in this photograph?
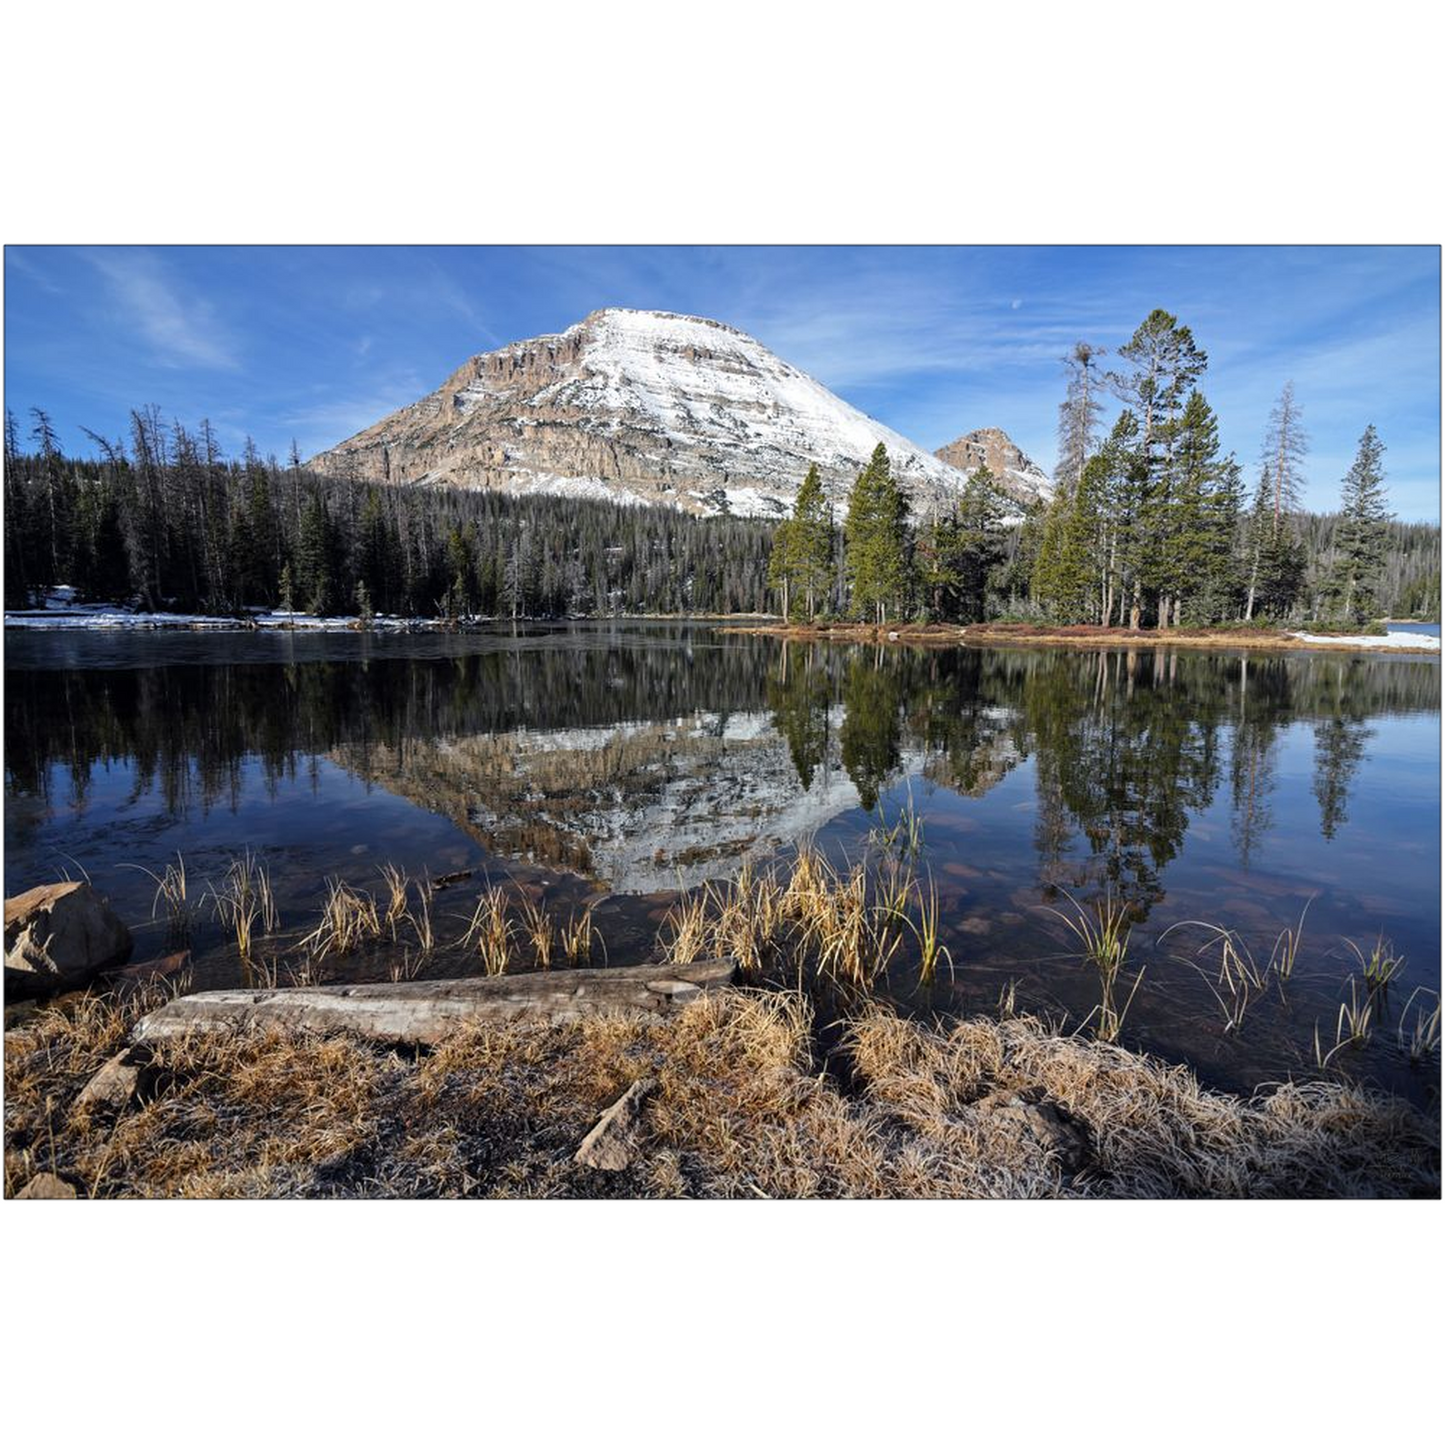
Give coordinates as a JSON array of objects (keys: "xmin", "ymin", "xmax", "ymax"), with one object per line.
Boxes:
[{"xmin": 131, "ymin": 958, "xmax": 736, "ymax": 1047}]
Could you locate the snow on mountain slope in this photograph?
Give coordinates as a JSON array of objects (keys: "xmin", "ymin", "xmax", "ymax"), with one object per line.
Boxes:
[{"xmin": 309, "ymin": 308, "xmax": 1049, "ymax": 520}]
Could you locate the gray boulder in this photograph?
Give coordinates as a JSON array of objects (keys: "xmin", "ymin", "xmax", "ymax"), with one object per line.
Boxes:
[{"xmin": 4, "ymin": 881, "xmax": 132, "ymax": 996}]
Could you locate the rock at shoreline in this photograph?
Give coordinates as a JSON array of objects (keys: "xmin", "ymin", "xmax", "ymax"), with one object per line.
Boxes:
[
  {"xmin": 4, "ymin": 881, "xmax": 132, "ymax": 996},
  {"xmin": 576, "ymin": 1078, "xmax": 655, "ymax": 1171}
]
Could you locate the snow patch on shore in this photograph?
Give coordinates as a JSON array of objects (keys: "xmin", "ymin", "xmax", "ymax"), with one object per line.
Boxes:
[
  {"xmin": 1288, "ymin": 630, "xmax": 1440, "ymax": 652},
  {"xmin": 4, "ymin": 591, "xmax": 455, "ymax": 632}
]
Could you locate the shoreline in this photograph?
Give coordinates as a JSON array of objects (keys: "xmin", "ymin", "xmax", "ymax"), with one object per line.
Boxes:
[
  {"xmin": 725, "ymin": 620, "xmax": 1442, "ymax": 656},
  {"xmin": 2, "ymin": 606, "xmax": 778, "ymax": 634},
  {"xmin": 5, "ymin": 593, "xmax": 1438, "ymax": 655}
]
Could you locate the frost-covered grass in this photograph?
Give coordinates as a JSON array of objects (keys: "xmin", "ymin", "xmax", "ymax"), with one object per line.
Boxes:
[{"xmin": 5, "ymin": 981, "xmax": 1437, "ymax": 1199}]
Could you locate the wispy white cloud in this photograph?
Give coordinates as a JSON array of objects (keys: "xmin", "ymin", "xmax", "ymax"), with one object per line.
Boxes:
[
  {"xmin": 421, "ymin": 259, "xmax": 503, "ymax": 346},
  {"xmin": 83, "ymin": 249, "xmax": 240, "ymax": 370},
  {"xmin": 279, "ymin": 375, "xmax": 430, "ymax": 457},
  {"xmin": 6, "ymin": 249, "xmax": 66, "ymax": 294}
]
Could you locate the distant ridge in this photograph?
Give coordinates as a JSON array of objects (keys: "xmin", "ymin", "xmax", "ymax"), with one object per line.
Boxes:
[{"xmin": 934, "ymin": 427, "xmax": 1053, "ymax": 509}]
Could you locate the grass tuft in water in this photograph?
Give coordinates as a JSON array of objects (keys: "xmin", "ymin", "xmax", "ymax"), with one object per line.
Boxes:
[
  {"xmin": 298, "ymin": 877, "xmax": 380, "ymax": 961},
  {"xmin": 210, "ymin": 850, "xmax": 280, "ymax": 962},
  {"xmin": 1316, "ymin": 978, "xmax": 1375, "ymax": 1067},
  {"xmin": 560, "ymin": 905, "xmax": 602, "ymax": 969},
  {"xmin": 516, "ymin": 894, "xmax": 556, "ymax": 972},
  {"xmin": 1346, "ymin": 934, "xmax": 1406, "ymax": 992},
  {"xmin": 901, "ymin": 874, "xmax": 953, "ymax": 987},
  {"xmin": 378, "ymin": 864, "xmax": 411, "ymax": 940},
  {"xmin": 462, "ymin": 886, "xmax": 514, "ymax": 977},
  {"xmin": 1163, "ymin": 921, "xmax": 1269, "ymax": 1035},
  {"xmin": 660, "ymin": 887, "xmax": 711, "ymax": 969},
  {"xmin": 1396, "ymin": 988, "xmax": 1441, "ymax": 1065},
  {"xmin": 1045, "ymin": 890, "xmax": 1143, "ymax": 1044},
  {"xmin": 123, "ymin": 852, "xmax": 196, "ymax": 945},
  {"xmin": 1268, "ymin": 897, "xmax": 1313, "ymax": 982}
]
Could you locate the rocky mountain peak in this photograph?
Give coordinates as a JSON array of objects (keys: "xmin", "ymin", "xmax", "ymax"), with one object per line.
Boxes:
[
  {"xmin": 933, "ymin": 428, "xmax": 1053, "ymax": 509},
  {"xmin": 310, "ymin": 311, "xmax": 1054, "ymax": 520}
]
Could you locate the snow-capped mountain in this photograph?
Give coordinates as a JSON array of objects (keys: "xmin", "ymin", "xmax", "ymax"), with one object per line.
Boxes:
[
  {"xmin": 934, "ymin": 428, "xmax": 1054, "ymax": 510},
  {"xmin": 309, "ymin": 308, "xmax": 1053, "ymax": 520}
]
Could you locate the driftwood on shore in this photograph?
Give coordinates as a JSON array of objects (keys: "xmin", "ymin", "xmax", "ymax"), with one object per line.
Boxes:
[{"xmin": 131, "ymin": 958, "xmax": 736, "ymax": 1047}]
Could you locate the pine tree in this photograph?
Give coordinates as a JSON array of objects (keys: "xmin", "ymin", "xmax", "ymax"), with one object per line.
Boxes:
[
  {"xmin": 1098, "ymin": 411, "xmax": 1148, "ymax": 627},
  {"xmin": 1032, "ymin": 481, "xmax": 1093, "ymax": 623},
  {"xmin": 1244, "ymin": 468, "xmax": 1305, "ymax": 621},
  {"xmin": 953, "ymin": 466, "xmax": 1006, "ymax": 621},
  {"xmin": 843, "ymin": 444, "xmax": 912, "ymax": 623},
  {"xmin": 766, "ymin": 513, "xmax": 795, "ymax": 618},
  {"xmin": 241, "ymin": 461, "xmax": 281, "ymax": 606},
  {"xmin": 1161, "ymin": 390, "xmax": 1234, "ymax": 625},
  {"xmin": 1325, "ymin": 425, "xmax": 1390, "ymax": 626},
  {"xmin": 1194, "ymin": 453, "xmax": 1245, "ymax": 623},
  {"xmin": 1109, "ymin": 310, "xmax": 1208, "ymax": 627},
  {"xmin": 788, "ymin": 464, "xmax": 834, "ymax": 619},
  {"xmin": 915, "ymin": 507, "xmax": 962, "ymax": 620},
  {"xmin": 296, "ymin": 493, "xmax": 337, "ymax": 614}
]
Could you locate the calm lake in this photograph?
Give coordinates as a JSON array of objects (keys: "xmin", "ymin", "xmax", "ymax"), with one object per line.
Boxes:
[{"xmin": 4, "ymin": 623, "xmax": 1440, "ymax": 1105}]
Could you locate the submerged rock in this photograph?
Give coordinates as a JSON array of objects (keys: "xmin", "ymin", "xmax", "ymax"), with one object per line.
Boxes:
[
  {"xmin": 108, "ymin": 950, "xmax": 191, "ymax": 999},
  {"xmin": 4, "ymin": 881, "xmax": 132, "ymax": 996}
]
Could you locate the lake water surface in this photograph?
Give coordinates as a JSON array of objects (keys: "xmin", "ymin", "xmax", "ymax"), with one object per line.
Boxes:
[{"xmin": 4, "ymin": 623, "xmax": 1439, "ymax": 1105}]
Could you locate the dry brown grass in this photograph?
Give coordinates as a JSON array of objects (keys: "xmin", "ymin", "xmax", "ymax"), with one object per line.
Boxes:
[
  {"xmin": 5, "ymin": 984, "xmax": 1436, "ymax": 1200},
  {"xmin": 659, "ymin": 887, "xmax": 710, "ymax": 969},
  {"xmin": 516, "ymin": 895, "xmax": 556, "ymax": 972}
]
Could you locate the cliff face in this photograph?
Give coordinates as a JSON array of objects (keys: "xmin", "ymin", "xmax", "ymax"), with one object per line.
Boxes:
[
  {"xmin": 309, "ymin": 308, "xmax": 1052, "ymax": 520},
  {"xmin": 934, "ymin": 427, "xmax": 1053, "ymax": 508}
]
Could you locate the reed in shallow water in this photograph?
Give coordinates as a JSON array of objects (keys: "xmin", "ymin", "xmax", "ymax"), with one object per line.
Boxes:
[
  {"xmin": 1346, "ymin": 934, "xmax": 1406, "ymax": 992},
  {"xmin": 516, "ymin": 894, "xmax": 557, "ymax": 972},
  {"xmin": 210, "ymin": 850, "xmax": 280, "ymax": 962},
  {"xmin": 560, "ymin": 905, "xmax": 601, "ymax": 969},
  {"xmin": 299, "ymin": 877, "xmax": 381, "ymax": 960},
  {"xmin": 462, "ymin": 886, "xmax": 514, "ymax": 977},
  {"xmin": 124, "ymin": 851, "xmax": 196, "ymax": 946},
  {"xmin": 1043, "ymin": 890, "xmax": 1143, "ymax": 1044}
]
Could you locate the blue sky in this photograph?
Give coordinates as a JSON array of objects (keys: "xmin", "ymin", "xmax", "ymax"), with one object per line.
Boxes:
[{"xmin": 4, "ymin": 245, "xmax": 1440, "ymax": 520}]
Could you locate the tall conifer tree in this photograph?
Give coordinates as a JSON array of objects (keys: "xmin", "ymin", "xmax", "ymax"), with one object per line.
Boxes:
[
  {"xmin": 1326, "ymin": 425, "xmax": 1390, "ymax": 625},
  {"xmin": 843, "ymin": 444, "xmax": 912, "ymax": 623}
]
